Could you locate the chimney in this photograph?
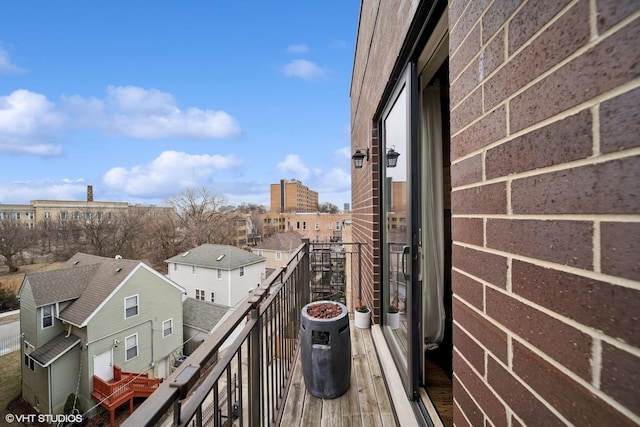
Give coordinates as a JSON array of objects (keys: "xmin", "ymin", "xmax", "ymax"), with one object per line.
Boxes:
[{"xmin": 87, "ymin": 185, "xmax": 93, "ymax": 202}]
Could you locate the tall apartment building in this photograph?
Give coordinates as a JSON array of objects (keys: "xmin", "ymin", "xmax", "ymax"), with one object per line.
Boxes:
[{"xmin": 269, "ymin": 179, "xmax": 318, "ymax": 213}]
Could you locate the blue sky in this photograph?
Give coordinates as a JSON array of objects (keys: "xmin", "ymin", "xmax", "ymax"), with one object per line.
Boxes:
[{"xmin": 0, "ymin": 1, "xmax": 359, "ymax": 209}]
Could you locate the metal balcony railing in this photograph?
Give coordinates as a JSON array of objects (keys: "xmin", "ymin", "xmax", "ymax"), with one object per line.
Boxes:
[
  {"xmin": 122, "ymin": 240, "xmax": 310, "ymax": 427},
  {"xmin": 122, "ymin": 239, "xmax": 364, "ymax": 427}
]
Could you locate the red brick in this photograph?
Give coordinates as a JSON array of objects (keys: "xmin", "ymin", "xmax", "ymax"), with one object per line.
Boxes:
[
  {"xmin": 482, "ymin": 0, "xmax": 520, "ymax": 43},
  {"xmin": 453, "ymin": 245, "xmax": 508, "ymax": 289},
  {"xmin": 510, "ymin": 17, "xmax": 640, "ymax": 132},
  {"xmin": 454, "ymin": 351, "xmax": 508, "ymax": 426},
  {"xmin": 450, "ymin": 55, "xmax": 482, "ymax": 108},
  {"xmin": 512, "ymin": 260, "xmax": 640, "ymax": 347},
  {"xmin": 453, "ymin": 378, "xmax": 483, "ymax": 427},
  {"xmin": 486, "ymin": 219, "xmax": 593, "ymax": 269},
  {"xmin": 454, "ymin": 324, "xmax": 485, "ymax": 375},
  {"xmin": 485, "ymin": 0, "xmax": 590, "ymax": 111},
  {"xmin": 452, "ymin": 270, "xmax": 484, "ymax": 311},
  {"xmin": 513, "ymin": 341, "xmax": 637, "ymax": 426},
  {"xmin": 487, "ymin": 356, "xmax": 566, "ymax": 426},
  {"xmin": 511, "ymin": 156, "xmax": 640, "ymax": 215},
  {"xmin": 451, "ymin": 105, "xmax": 507, "ymax": 160},
  {"xmin": 450, "ymin": 0, "xmax": 491, "ymax": 49},
  {"xmin": 597, "ymin": 0, "xmax": 640, "ymax": 33},
  {"xmin": 451, "ymin": 217, "xmax": 483, "ymax": 247},
  {"xmin": 600, "ymin": 87, "xmax": 640, "ymax": 153},
  {"xmin": 509, "ymin": 0, "xmax": 573, "ymax": 54},
  {"xmin": 482, "ymin": 28, "xmax": 506, "ymax": 79},
  {"xmin": 451, "ymin": 86, "xmax": 483, "ymax": 134},
  {"xmin": 453, "ymin": 298, "xmax": 508, "ymax": 363},
  {"xmin": 487, "ymin": 288, "xmax": 593, "ymax": 381},
  {"xmin": 450, "ymin": 154, "xmax": 482, "ymax": 187},
  {"xmin": 601, "ymin": 222, "xmax": 640, "ymax": 281},
  {"xmin": 451, "ymin": 182, "xmax": 507, "ymax": 215},
  {"xmin": 451, "ymin": 23, "xmax": 481, "ymax": 81},
  {"xmin": 485, "ymin": 109, "xmax": 592, "ymax": 179},
  {"xmin": 601, "ymin": 342, "xmax": 640, "ymax": 417}
]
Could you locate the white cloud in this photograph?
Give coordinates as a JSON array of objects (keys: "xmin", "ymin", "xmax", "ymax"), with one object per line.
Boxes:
[
  {"xmin": 65, "ymin": 85, "xmax": 242, "ymax": 139},
  {"xmin": 0, "ymin": 178, "xmax": 87, "ymax": 204},
  {"xmin": 277, "ymin": 154, "xmax": 311, "ymax": 180},
  {"xmin": 283, "ymin": 59, "xmax": 326, "ymax": 81},
  {"xmin": 103, "ymin": 150, "xmax": 241, "ymax": 197},
  {"xmin": 0, "ymin": 89, "xmax": 64, "ymax": 156},
  {"xmin": 287, "ymin": 44, "xmax": 309, "ymax": 54},
  {"xmin": 0, "ymin": 46, "xmax": 26, "ymax": 74}
]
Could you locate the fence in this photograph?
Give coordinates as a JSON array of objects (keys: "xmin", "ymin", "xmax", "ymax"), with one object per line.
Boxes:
[{"xmin": 0, "ymin": 333, "xmax": 21, "ymax": 356}]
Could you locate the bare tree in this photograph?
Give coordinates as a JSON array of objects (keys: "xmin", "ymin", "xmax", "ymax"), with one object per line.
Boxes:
[
  {"xmin": 0, "ymin": 214, "xmax": 37, "ymax": 272},
  {"xmin": 319, "ymin": 202, "xmax": 339, "ymax": 214},
  {"xmin": 166, "ymin": 187, "xmax": 236, "ymax": 246}
]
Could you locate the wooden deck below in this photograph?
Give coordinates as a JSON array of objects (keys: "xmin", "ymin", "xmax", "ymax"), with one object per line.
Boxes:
[{"xmin": 280, "ymin": 320, "xmax": 398, "ymax": 426}]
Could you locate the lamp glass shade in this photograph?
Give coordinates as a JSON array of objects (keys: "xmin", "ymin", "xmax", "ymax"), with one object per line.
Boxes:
[
  {"xmin": 352, "ymin": 150, "xmax": 366, "ymax": 169},
  {"xmin": 386, "ymin": 148, "xmax": 400, "ymax": 168}
]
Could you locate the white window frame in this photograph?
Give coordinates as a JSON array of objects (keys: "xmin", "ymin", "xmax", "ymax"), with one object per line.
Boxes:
[
  {"xmin": 315, "ymin": 222, "xmax": 320, "ymax": 230},
  {"xmin": 210, "ymin": 292, "xmax": 215, "ymax": 303},
  {"xmin": 42, "ymin": 304, "xmax": 54, "ymax": 328},
  {"xmin": 192, "ymin": 265, "xmax": 197, "ymax": 276},
  {"xmin": 125, "ymin": 295, "xmax": 139, "ymax": 319},
  {"xmin": 276, "ymin": 252, "xmax": 282, "ymax": 261},
  {"xmin": 125, "ymin": 333, "xmax": 138, "ymax": 361},
  {"xmin": 239, "ymin": 266, "xmax": 245, "ymax": 277},
  {"xmin": 173, "ymin": 262, "xmax": 178, "ymax": 271},
  {"xmin": 217, "ymin": 268, "xmax": 222, "ymax": 279},
  {"xmin": 195, "ymin": 289, "xmax": 205, "ymax": 301},
  {"xmin": 162, "ymin": 319, "xmax": 173, "ymax": 338}
]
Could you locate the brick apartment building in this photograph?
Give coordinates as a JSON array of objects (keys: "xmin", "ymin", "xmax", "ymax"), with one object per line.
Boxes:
[
  {"xmin": 351, "ymin": 1, "xmax": 638, "ymax": 426},
  {"xmin": 270, "ymin": 179, "xmax": 319, "ymax": 213}
]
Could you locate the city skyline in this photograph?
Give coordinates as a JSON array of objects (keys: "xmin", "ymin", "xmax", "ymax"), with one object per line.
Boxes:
[{"xmin": 0, "ymin": 2, "xmax": 359, "ymax": 208}]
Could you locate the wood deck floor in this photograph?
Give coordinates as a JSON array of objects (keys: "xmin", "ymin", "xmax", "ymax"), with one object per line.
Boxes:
[{"xmin": 280, "ymin": 320, "xmax": 399, "ymax": 426}]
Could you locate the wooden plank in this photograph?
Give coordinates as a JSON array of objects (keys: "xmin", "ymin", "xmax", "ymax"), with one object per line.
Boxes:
[
  {"xmin": 351, "ymin": 326, "xmax": 382, "ymax": 417},
  {"xmin": 280, "ymin": 359, "xmax": 305, "ymax": 425},
  {"xmin": 300, "ymin": 389, "xmax": 322, "ymax": 427},
  {"xmin": 320, "ymin": 396, "xmax": 342, "ymax": 427},
  {"xmin": 362, "ymin": 326, "xmax": 395, "ymax": 418}
]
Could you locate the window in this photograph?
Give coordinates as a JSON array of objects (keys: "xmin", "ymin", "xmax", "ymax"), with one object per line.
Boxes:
[
  {"xmin": 239, "ymin": 266, "xmax": 245, "ymax": 277},
  {"xmin": 162, "ymin": 319, "xmax": 173, "ymax": 337},
  {"xmin": 195, "ymin": 289, "xmax": 205, "ymax": 300},
  {"xmin": 42, "ymin": 304, "xmax": 53, "ymax": 328},
  {"xmin": 210, "ymin": 292, "xmax": 215, "ymax": 303},
  {"xmin": 25, "ymin": 212, "xmax": 34, "ymax": 220},
  {"xmin": 329, "ymin": 222, "xmax": 333, "ymax": 229},
  {"xmin": 302, "ymin": 221, "xmax": 307, "ymax": 230},
  {"xmin": 44, "ymin": 211, "xmax": 51, "ymax": 219},
  {"xmin": 125, "ymin": 334, "xmax": 138, "ymax": 361},
  {"xmin": 59, "ymin": 212, "xmax": 67, "ymax": 220},
  {"xmin": 276, "ymin": 252, "xmax": 282, "ymax": 261},
  {"xmin": 296, "ymin": 221, "xmax": 300, "ymax": 230},
  {"xmin": 217, "ymin": 268, "xmax": 222, "ymax": 279},
  {"xmin": 192, "ymin": 265, "xmax": 197, "ymax": 275},
  {"xmin": 125, "ymin": 295, "xmax": 139, "ymax": 318},
  {"xmin": 173, "ymin": 262, "xmax": 178, "ymax": 271},
  {"xmin": 315, "ymin": 222, "xmax": 320, "ymax": 230},
  {"xmin": 11, "ymin": 212, "xmax": 21, "ymax": 220},
  {"xmin": 24, "ymin": 342, "xmax": 35, "ymax": 371}
]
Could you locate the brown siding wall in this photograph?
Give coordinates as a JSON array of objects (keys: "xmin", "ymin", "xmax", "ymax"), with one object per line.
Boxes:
[{"xmin": 449, "ymin": 1, "xmax": 640, "ymax": 426}]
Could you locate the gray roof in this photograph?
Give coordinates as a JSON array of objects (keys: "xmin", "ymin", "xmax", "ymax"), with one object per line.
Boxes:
[
  {"xmin": 182, "ymin": 298, "xmax": 230, "ymax": 332},
  {"xmin": 24, "ymin": 253, "xmax": 141, "ymax": 326},
  {"xmin": 253, "ymin": 231, "xmax": 303, "ymax": 251},
  {"xmin": 166, "ymin": 244, "xmax": 265, "ymax": 270},
  {"xmin": 30, "ymin": 333, "xmax": 81, "ymax": 367}
]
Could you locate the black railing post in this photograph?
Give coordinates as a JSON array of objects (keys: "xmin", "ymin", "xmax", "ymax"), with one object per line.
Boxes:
[
  {"xmin": 302, "ymin": 238, "xmax": 310, "ymax": 305},
  {"xmin": 249, "ymin": 306, "xmax": 262, "ymax": 426}
]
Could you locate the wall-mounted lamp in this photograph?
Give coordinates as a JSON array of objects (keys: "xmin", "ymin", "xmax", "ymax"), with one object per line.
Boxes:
[
  {"xmin": 352, "ymin": 148, "xmax": 369, "ymax": 169},
  {"xmin": 386, "ymin": 147, "xmax": 400, "ymax": 168},
  {"xmin": 113, "ymin": 338, "xmax": 120, "ymax": 348}
]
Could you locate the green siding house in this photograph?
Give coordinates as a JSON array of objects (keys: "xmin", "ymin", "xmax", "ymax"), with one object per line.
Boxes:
[{"xmin": 19, "ymin": 253, "xmax": 185, "ymax": 418}]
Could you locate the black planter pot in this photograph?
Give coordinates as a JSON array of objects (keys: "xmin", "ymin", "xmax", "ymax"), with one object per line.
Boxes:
[{"xmin": 300, "ymin": 301, "xmax": 351, "ymax": 398}]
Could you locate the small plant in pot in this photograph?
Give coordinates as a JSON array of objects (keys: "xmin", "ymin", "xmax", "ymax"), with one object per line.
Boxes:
[
  {"xmin": 354, "ymin": 299, "xmax": 370, "ymax": 329},
  {"xmin": 387, "ymin": 299, "xmax": 400, "ymax": 330}
]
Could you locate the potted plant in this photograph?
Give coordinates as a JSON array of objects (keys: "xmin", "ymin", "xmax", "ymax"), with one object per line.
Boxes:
[
  {"xmin": 388, "ymin": 299, "xmax": 400, "ymax": 330},
  {"xmin": 354, "ymin": 299, "xmax": 370, "ymax": 329}
]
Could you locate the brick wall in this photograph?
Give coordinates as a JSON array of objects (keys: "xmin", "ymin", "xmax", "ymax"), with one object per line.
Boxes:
[{"xmin": 450, "ymin": 1, "xmax": 639, "ymax": 425}]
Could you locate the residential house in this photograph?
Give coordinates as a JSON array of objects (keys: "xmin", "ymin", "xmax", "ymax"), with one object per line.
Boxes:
[
  {"xmin": 19, "ymin": 253, "xmax": 184, "ymax": 420},
  {"xmin": 251, "ymin": 230, "xmax": 304, "ymax": 276},
  {"xmin": 166, "ymin": 244, "xmax": 266, "ymax": 308},
  {"xmin": 351, "ymin": 1, "xmax": 639, "ymax": 426},
  {"xmin": 181, "ymin": 298, "xmax": 232, "ymax": 355}
]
